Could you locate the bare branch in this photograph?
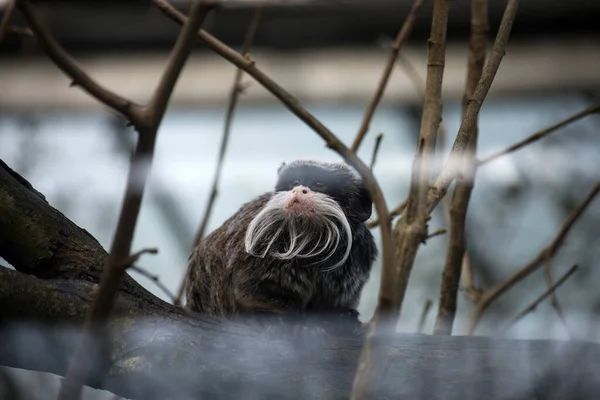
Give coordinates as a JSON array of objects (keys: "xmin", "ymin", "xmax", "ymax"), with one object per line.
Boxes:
[
  {"xmin": 57, "ymin": 3, "xmax": 212, "ymax": 399},
  {"xmin": 369, "ymin": 133, "xmax": 384, "ymax": 170},
  {"xmin": 434, "ymin": 0, "xmax": 487, "ymax": 336},
  {"xmin": 417, "ymin": 298, "xmax": 433, "ymax": 333},
  {"xmin": 543, "ymin": 257, "xmax": 573, "ymax": 338},
  {"xmin": 115, "ymin": 247, "xmax": 159, "ymax": 269},
  {"xmin": 350, "ymin": 0, "xmax": 426, "ymax": 152},
  {"xmin": 501, "ymin": 264, "xmax": 579, "ymax": 334},
  {"xmin": 351, "ymin": 1, "xmax": 451, "ymax": 398},
  {"xmin": 16, "ymin": 0, "xmax": 143, "ymax": 125},
  {"xmin": 425, "ymin": 227, "xmax": 447, "ymax": 241},
  {"xmin": 468, "ymin": 182, "xmax": 600, "ymax": 334},
  {"xmin": 128, "ymin": 265, "xmax": 178, "ymax": 304},
  {"xmin": 0, "ymin": 0, "xmax": 15, "ymax": 44},
  {"xmin": 427, "ymin": 0, "xmax": 520, "ymax": 214},
  {"xmin": 478, "ymin": 102, "xmax": 600, "ymax": 165},
  {"xmin": 366, "ymin": 198, "xmax": 407, "ymax": 229},
  {"xmin": 193, "ymin": 6, "xmax": 263, "ymax": 247}
]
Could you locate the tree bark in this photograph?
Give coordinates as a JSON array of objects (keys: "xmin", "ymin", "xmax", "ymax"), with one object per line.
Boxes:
[{"xmin": 1, "ymin": 158, "xmax": 600, "ymax": 400}]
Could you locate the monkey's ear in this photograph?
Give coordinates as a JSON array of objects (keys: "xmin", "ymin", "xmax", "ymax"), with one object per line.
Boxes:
[
  {"xmin": 277, "ymin": 162, "xmax": 287, "ymax": 175},
  {"xmin": 357, "ymin": 186, "xmax": 373, "ymax": 221}
]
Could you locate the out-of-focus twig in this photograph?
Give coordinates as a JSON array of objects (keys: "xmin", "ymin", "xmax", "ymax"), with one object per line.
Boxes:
[
  {"xmin": 417, "ymin": 298, "xmax": 433, "ymax": 333},
  {"xmin": 478, "ymin": 102, "xmax": 600, "ymax": 166},
  {"xmin": 433, "ymin": 0, "xmax": 487, "ymax": 336},
  {"xmin": 12, "ymin": 1, "xmax": 216, "ymax": 399},
  {"xmin": 468, "ymin": 182, "xmax": 600, "ymax": 334},
  {"xmin": 543, "ymin": 257, "xmax": 573, "ymax": 338},
  {"xmin": 350, "ymin": 0, "xmax": 426, "ymax": 152},
  {"xmin": 369, "ymin": 133, "xmax": 384, "ymax": 170},
  {"xmin": 425, "ymin": 227, "xmax": 447, "ymax": 241},
  {"xmin": 501, "ymin": 264, "xmax": 578, "ymax": 334},
  {"xmin": 0, "ymin": 0, "xmax": 16, "ymax": 44},
  {"xmin": 366, "ymin": 198, "xmax": 407, "ymax": 229}
]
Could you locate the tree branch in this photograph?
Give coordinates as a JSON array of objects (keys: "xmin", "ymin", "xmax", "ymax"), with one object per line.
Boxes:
[
  {"xmin": 2, "ymin": 159, "xmax": 600, "ymax": 399},
  {"xmin": 351, "ymin": 1, "xmax": 451, "ymax": 398},
  {"xmin": 467, "ymin": 182, "xmax": 600, "ymax": 334},
  {"xmin": 433, "ymin": 0, "xmax": 487, "ymax": 336},
  {"xmin": 426, "ymin": 0, "xmax": 520, "ymax": 214},
  {"xmin": 501, "ymin": 264, "xmax": 579, "ymax": 334},
  {"xmin": 0, "ymin": 0, "xmax": 15, "ymax": 44},
  {"xmin": 16, "ymin": 0, "xmax": 143, "ymax": 125},
  {"xmin": 192, "ymin": 6, "xmax": 263, "ymax": 248},
  {"xmin": 350, "ymin": 0, "xmax": 426, "ymax": 152},
  {"xmin": 478, "ymin": 102, "xmax": 600, "ymax": 166},
  {"xmin": 56, "ymin": 3, "xmax": 212, "ymax": 399}
]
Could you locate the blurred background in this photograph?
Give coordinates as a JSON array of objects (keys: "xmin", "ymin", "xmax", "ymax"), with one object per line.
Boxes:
[{"xmin": 1, "ymin": 1, "xmax": 600, "ymax": 396}]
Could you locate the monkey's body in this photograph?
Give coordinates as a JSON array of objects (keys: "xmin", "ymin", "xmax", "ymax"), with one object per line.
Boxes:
[{"xmin": 184, "ymin": 160, "xmax": 377, "ymax": 317}]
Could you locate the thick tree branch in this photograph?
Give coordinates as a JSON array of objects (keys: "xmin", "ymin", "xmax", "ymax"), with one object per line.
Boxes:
[
  {"xmin": 434, "ymin": 0, "xmax": 487, "ymax": 336},
  {"xmin": 350, "ymin": 0, "xmax": 425, "ymax": 152},
  {"xmin": 2, "ymin": 159, "xmax": 600, "ymax": 399},
  {"xmin": 467, "ymin": 182, "xmax": 600, "ymax": 334},
  {"xmin": 2, "ymin": 266, "xmax": 600, "ymax": 400}
]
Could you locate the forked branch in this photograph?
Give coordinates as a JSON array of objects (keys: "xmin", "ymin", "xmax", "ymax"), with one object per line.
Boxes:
[
  {"xmin": 433, "ymin": 0, "xmax": 488, "ymax": 336},
  {"xmin": 467, "ymin": 182, "xmax": 600, "ymax": 334}
]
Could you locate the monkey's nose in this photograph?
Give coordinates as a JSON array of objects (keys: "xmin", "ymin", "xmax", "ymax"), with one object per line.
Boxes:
[{"xmin": 292, "ymin": 186, "xmax": 310, "ymax": 195}]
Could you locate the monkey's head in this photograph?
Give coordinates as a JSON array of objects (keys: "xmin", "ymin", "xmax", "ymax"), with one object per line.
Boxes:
[{"xmin": 244, "ymin": 160, "xmax": 372, "ymax": 270}]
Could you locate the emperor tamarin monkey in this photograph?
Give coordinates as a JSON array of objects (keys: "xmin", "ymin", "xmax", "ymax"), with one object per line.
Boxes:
[{"xmin": 184, "ymin": 160, "xmax": 378, "ymax": 317}]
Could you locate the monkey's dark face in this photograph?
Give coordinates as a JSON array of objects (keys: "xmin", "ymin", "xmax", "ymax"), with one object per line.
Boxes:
[{"xmin": 244, "ymin": 160, "xmax": 373, "ymax": 270}]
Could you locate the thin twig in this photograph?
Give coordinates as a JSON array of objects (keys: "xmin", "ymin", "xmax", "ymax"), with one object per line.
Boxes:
[
  {"xmin": 478, "ymin": 102, "xmax": 600, "ymax": 165},
  {"xmin": 8, "ymin": 25, "xmax": 33, "ymax": 37},
  {"xmin": 0, "ymin": 0, "xmax": 15, "ymax": 44},
  {"xmin": 115, "ymin": 247, "xmax": 159, "ymax": 269},
  {"xmin": 350, "ymin": 0, "xmax": 426, "ymax": 152},
  {"xmin": 417, "ymin": 299, "xmax": 433, "ymax": 333},
  {"xmin": 501, "ymin": 264, "xmax": 578, "ymax": 334},
  {"xmin": 351, "ymin": 1, "xmax": 451, "ymax": 398},
  {"xmin": 369, "ymin": 133, "xmax": 384, "ymax": 170},
  {"xmin": 433, "ymin": 0, "xmax": 487, "ymax": 336},
  {"xmin": 192, "ymin": 6, "xmax": 263, "ymax": 247},
  {"xmin": 426, "ymin": 0, "xmax": 520, "ymax": 214},
  {"xmin": 155, "ymin": 3, "xmax": 395, "ymax": 339},
  {"xmin": 366, "ymin": 198, "xmax": 407, "ymax": 229},
  {"xmin": 129, "ymin": 265, "xmax": 177, "ymax": 304},
  {"xmin": 543, "ymin": 256, "xmax": 573, "ymax": 338},
  {"xmin": 425, "ymin": 227, "xmax": 446, "ymax": 242},
  {"xmin": 50, "ymin": 2, "xmax": 212, "ymax": 399},
  {"xmin": 467, "ymin": 182, "xmax": 600, "ymax": 334},
  {"xmin": 174, "ymin": 6, "xmax": 264, "ymax": 307}
]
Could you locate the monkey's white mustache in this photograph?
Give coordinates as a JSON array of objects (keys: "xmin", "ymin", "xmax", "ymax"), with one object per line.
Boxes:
[{"xmin": 244, "ymin": 191, "xmax": 352, "ymax": 271}]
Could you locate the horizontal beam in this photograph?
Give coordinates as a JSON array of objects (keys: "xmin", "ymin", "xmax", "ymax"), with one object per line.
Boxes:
[{"xmin": 1, "ymin": 39, "xmax": 599, "ymax": 113}]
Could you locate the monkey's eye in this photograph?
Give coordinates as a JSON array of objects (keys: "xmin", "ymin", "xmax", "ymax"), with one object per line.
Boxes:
[
  {"xmin": 289, "ymin": 179, "xmax": 301, "ymax": 189},
  {"xmin": 313, "ymin": 182, "xmax": 326, "ymax": 190}
]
